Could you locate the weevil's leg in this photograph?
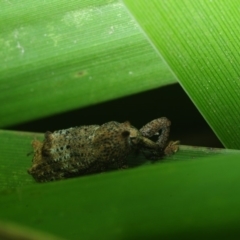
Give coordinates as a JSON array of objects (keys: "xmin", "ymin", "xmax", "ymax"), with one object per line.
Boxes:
[
  {"xmin": 164, "ymin": 141, "xmax": 180, "ymax": 156},
  {"xmin": 140, "ymin": 117, "xmax": 171, "ymax": 148},
  {"xmin": 140, "ymin": 138, "xmax": 179, "ymax": 160},
  {"xmin": 139, "ymin": 137, "xmax": 160, "ymax": 160}
]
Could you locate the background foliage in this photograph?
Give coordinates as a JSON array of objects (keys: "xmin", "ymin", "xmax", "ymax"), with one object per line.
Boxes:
[{"xmin": 1, "ymin": 0, "xmax": 240, "ymax": 239}]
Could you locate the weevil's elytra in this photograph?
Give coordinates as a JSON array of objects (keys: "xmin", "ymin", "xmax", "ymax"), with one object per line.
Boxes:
[{"xmin": 28, "ymin": 118, "xmax": 179, "ymax": 182}]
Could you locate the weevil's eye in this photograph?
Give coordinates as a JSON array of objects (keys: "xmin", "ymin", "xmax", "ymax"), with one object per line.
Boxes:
[{"xmin": 122, "ymin": 130, "xmax": 130, "ymax": 138}]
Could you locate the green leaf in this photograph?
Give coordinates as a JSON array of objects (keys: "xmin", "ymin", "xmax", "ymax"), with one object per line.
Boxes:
[
  {"xmin": 0, "ymin": 131, "xmax": 240, "ymax": 239},
  {"xmin": 3, "ymin": 1, "xmax": 240, "ymax": 239},
  {"xmin": 0, "ymin": 130, "xmax": 38, "ymax": 190},
  {"xmin": 0, "ymin": 0, "xmax": 176, "ymax": 128},
  {"xmin": 123, "ymin": 0, "xmax": 240, "ymax": 149},
  {"xmin": 0, "ymin": 220, "xmax": 64, "ymax": 240},
  {"xmin": 0, "ymin": 129, "xmax": 238, "ymax": 191}
]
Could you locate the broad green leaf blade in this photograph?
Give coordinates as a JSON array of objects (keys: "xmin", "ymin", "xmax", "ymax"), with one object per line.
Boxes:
[
  {"xmin": 0, "ymin": 0, "xmax": 176, "ymax": 128},
  {"xmin": 1, "ymin": 152, "xmax": 240, "ymax": 239},
  {"xmin": 0, "ymin": 130, "xmax": 38, "ymax": 190},
  {"xmin": 123, "ymin": 0, "xmax": 240, "ymax": 149},
  {"xmin": 0, "ymin": 129, "xmax": 239, "ymax": 191},
  {"xmin": 0, "ymin": 221, "xmax": 64, "ymax": 240}
]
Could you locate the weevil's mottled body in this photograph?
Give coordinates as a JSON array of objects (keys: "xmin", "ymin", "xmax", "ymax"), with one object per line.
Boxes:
[{"xmin": 28, "ymin": 118, "xmax": 178, "ymax": 182}]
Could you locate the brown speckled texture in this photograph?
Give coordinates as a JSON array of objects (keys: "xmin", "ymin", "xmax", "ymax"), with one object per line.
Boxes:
[{"xmin": 28, "ymin": 118, "xmax": 178, "ymax": 182}]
